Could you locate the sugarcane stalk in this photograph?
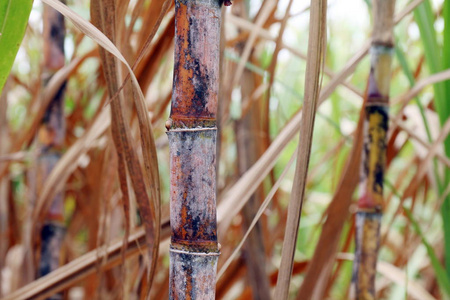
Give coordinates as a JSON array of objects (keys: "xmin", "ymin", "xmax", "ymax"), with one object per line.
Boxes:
[
  {"xmin": 167, "ymin": 0, "xmax": 222, "ymax": 298},
  {"xmin": 354, "ymin": 1, "xmax": 395, "ymax": 299},
  {"xmin": 36, "ymin": 3, "xmax": 66, "ymax": 293},
  {"xmin": 232, "ymin": 3, "xmax": 270, "ymax": 299},
  {"xmin": 236, "ymin": 94, "xmax": 271, "ymax": 300}
]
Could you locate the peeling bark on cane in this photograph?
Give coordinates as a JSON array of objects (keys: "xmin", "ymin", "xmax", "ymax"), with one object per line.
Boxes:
[
  {"xmin": 354, "ymin": 1, "xmax": 395, "ymax": 299},
  {"xmin": 168, "ymin": 0, "xmax": 222, "ymax": 298}
]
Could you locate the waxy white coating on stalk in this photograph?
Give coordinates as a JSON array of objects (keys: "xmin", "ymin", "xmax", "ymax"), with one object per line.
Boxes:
[
  {"xmin": 354, "ymin": 1, "xmax": 395, "ymax": 298},
  {"xmin": 168, "ymin": 129, "xmax": 218, "ymax": 250},
  {"xmin": 168, "ymin": 0, "xmax": 222, "ymax": 298},
  {"xmin": 168, "ymin": 129, "xmax": 219, "ymax": 299},
  {"xmin": 353, "ymin": 212, "xmax": 381, "ymax": 300},
  {"xmin": 170, "ymin": 249, "xmax": 219, "ymax": 300}
]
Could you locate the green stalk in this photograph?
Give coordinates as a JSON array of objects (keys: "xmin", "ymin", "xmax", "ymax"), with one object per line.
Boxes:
[
  {"xmin": 36, "ymin": 4, "xmax": 66, "ymax": 299},
  {"xmin": 354, "ymin": 1, "xmax": 395, "ymax": 299},
  {"xmin": 167, "ymin": 0, "xmax": 223, "ymax": 298}
]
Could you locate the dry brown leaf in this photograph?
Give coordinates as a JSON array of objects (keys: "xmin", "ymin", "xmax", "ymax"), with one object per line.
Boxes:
[
  {"xmin": 90, "ymin": 0, "xmax": 159, "ymax": 295},
  {"xmin": 295, "ymin": 97, "xmax": 364, "ymax": 300},
  {"xmin": 336, "ymin": 253, "xmax": 436, "ymax": 300},
  {"xmin": 274, "ymin": 1, "xmax": 327, "ymax": 298},
  {"xmin": 33, "ymin": 109, "xmax": 111, "ymax": 224},
  {"xmin": 232, "ymin": 0, "xmax": 277, "ymax": 87},
  {"xmin": 217, "ymin": 149, "xmax": 297, "ymax": 280},
  {"xmin": 1, "ymin": 223, "xmax": 170, "ymax": 300}
]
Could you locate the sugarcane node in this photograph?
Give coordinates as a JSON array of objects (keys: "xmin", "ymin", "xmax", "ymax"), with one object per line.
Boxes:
[
  {"xmin": 371, "ymin": 40, "xmax": 394, "ymax": 48},
  {"xmin": 169, "ymin": 117, "xmax": 217, "ymax": 129},
  {"xmin": 171, "ymin": 239, "xmax": 219, "ymax": 253},
  {"xmin": 356, "ymin": 206, "xmax": 383, "ymax": 214},
  {"xmin": 366, "ymin": 96, "xmax": 389, "ymax": 105},
  {"xmin": 165, "ymin": 119, "xmax": 173, "ymax": 130}
]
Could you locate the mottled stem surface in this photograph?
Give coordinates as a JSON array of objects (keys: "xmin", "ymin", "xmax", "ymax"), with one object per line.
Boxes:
[
  {"xmin": 354, "ymin": 1, "xmax": 395, "ymax": 299},
  {"xmin": 168, "ymin": 0, "xmax": 222, "ymax": 298}
]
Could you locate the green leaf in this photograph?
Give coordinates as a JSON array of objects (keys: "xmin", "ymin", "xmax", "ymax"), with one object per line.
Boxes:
[
  {"xmin": 443, "ymin": 0, "xmax": 450, "ymax": 184},
  {"xmin": 414, "ymin": 0, "xmax": 450, "ymax": 280},
  {"xmin": 404, "ymin": 207, "xmax": 450, "ymax": 299},
  {"xmin": 0, "ymin": 0, "xmax": 33, "ymax": 94},
  {"xmin": 394, "ymin": 42, "xmax": 433, "ymax": 142},
  {"xmin": 395, "ymin": 39, "xmax": 442, "ymax": 191},
  {"xmin": 414, "ymin": 0, "xmax": 448, "ymax": 130}
]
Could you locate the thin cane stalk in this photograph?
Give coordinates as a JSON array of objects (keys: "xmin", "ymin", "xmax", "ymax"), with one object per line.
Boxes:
[
  {"xmin": 234, "ymin": 3, "xmax": 271, "ymax": 299},
  {"xmin": 167, "ymin": 0, "xmax": 223, "ymax": 298},
  {"xmin": 36, "ymin": 3, "xmax": 66, "ymax": 299},
  {"xmin": 353, "ymin": 1, "xmax": 395, "ymax": 299}
]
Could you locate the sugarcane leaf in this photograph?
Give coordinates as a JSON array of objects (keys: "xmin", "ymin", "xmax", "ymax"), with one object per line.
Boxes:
[
  {"xmin": 41, "ymin": 0, "xmax": 161, "ymax": 292},
  {"xmin": 217, "ymin": 150, "xmax": 297, "ymax": 280},
  {"xmin": 442, "ymin": 0, "xmax": 450, "ymax": 283},
  {"xmin": 296, "ymin": 90, "xmax": 365, "ymax": 299},
  {"xmin": 274, "ymin": 0, "xmax": 327, "ymax": 298},
  {"xmin": 0, "ymin": 0, "xmax": 33, "ymax": 94},
  {"xmin": 89, "ymin": 0, "xmax": 160, "ymax": 294},
  {"xmin": 404, "ymin": 207, "xmax": 450, "ymax": 298},
  {"xmin": 394, "ymin": 39, "xmax": 440, "ymax": 184},
  {"xmin": 414, "ymin": 0, "xmax": 450, "ymax": 281},
  {"xmin": 444, "ymin": 0, "xmax": 450, "ymax": 98},
  {"xmin": 444, "ymin": 0, "xmax": 450, "ymax": 159},
  {"xmin": 89, "ymin": 3, "xmax": 132, "ymax": 298},
  {"xmin": 414, "ymin": 0, "xmax": 448, "ymax": 128}
]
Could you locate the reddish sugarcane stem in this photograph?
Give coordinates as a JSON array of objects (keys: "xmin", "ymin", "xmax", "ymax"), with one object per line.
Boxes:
[
  {"xmin": 40, "ymin": 4, "xmax": 66, "ymax": 151},
  {"xmin": 37, "ymin": 4, "xmax": 66, "ymax": 293},
  {"xmin": 168, "ymin": 0, "xmax": 221, "ymax": 130},
  {"xmin": 354, "ymin": 1, "xmax": 395, "ymax": 299},
  {"xmin": 168, "ymin": 0, "xmax": 222, "ymax": 298},
  {"xmin": 358, "ymin": 46, "xmax": 392, "ymax": 212},
  {"xmin": 354, "ymin": 212, "xmax": 381, "ymax": 300}
]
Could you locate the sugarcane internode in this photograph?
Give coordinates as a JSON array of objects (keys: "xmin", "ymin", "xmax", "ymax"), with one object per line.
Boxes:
[
  {"xmin": 354, "ymin": 2, "xmax": 395, "ymax": 297},
  {"xmin": 168, "ymin": 0, "xmax": 221, "ymax": 298},
  {"xmin": 38, "ymin": 222, "xmax": 65, "ymax": 277},
  {"xmin": 359, "ymin": 45, "xmax": 393, "ymax": 213}
]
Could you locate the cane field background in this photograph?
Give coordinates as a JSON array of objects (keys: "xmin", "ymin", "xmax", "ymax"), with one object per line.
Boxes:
[{"xmin": 0, "ymin": 0, "xmax": 449, "ymax": 299}]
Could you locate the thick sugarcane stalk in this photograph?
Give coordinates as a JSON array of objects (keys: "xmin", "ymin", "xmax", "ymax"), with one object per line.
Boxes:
[
  {"xmin": 353, "ymin": 1, "xmax": 395, "ymax": 299},
  {"xmin": 167, "ymin": 0, "xmax": 222, "ymax": 298},
  {"xmin": 36, "ymin": 3, "xmax": 66, "ymax": 292}
]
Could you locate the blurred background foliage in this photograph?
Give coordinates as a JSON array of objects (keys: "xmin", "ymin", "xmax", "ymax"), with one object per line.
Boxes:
[{"xmin": 1, "ymin": 0, "xmax": 449, "ymax": 299}]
